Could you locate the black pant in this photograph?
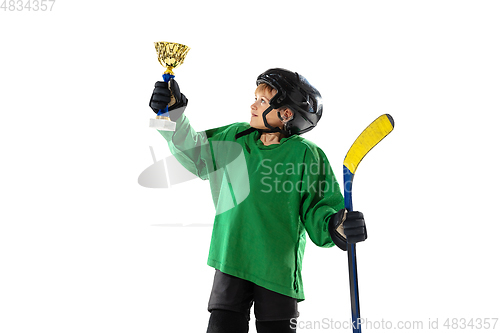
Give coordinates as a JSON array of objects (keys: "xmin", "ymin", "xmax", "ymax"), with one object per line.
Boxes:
[
  {"xmin": 207, "ymin": 309, "xmax": 296, "ymax": 333},
  {"xmin": 207, "ymin": 270, "xmax": 298, "ymax": 332}
]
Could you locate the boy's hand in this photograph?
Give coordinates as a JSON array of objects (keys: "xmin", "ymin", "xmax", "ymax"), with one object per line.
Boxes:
[
  {"xmin": 149, "ymin": 79, "xmax": 188, "ymax": 121},
  {"xmin": 329, "ymin": 209, "xmax": 367, "ymax": 251}
]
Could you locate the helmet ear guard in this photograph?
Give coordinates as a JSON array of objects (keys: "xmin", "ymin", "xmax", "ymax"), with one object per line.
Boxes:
[{"xmin": 286, "ymin": 110, "xmax": 317, "ymax": 135}]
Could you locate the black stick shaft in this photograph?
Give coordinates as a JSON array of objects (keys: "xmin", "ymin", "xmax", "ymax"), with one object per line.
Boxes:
[{"xmin": 348, "ymin": 243, "xmax": 361, "ymax": 332}]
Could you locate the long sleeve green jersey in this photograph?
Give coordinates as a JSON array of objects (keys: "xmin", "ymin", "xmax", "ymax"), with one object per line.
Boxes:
[{"xmin": 159, "ymin": 114, "xmax": 344, "ymax": 301}]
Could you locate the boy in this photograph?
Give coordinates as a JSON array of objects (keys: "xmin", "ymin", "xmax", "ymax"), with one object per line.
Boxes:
[{"xmin": 149, "ymin": 68, "xmax": 367, "ymax": 333}]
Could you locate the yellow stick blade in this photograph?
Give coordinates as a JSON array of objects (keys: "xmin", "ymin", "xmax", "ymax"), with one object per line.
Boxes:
[{"xmin": 344, "ymin": 114, "xmax": 394, "ymax": 175}]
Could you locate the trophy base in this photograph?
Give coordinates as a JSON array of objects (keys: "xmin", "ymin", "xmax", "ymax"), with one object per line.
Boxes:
[{"xmin": 150, "ymin": 116, "xmax": 176, "ymax": 131}]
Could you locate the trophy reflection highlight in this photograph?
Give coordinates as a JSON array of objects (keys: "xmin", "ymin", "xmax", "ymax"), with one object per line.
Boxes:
[{"xmin": 149, "ymin": 42, "xmax": 191, "ymax": 131}]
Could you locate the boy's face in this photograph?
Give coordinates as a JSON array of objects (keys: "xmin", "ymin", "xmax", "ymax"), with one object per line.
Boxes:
[{"xmin": 250, "ymin": 87, "xmax": 283, "ymax": 130}]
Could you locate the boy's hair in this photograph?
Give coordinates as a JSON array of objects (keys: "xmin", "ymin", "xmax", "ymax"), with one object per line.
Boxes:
[{"xmin": 255, "ymin": 83, "xmax": 277, "ymax": 96}]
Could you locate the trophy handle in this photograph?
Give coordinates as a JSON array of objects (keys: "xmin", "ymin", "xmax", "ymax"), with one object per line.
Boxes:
[{"xmin": 157, "ymin": 73, "xmax": 175, "ymax": 117}]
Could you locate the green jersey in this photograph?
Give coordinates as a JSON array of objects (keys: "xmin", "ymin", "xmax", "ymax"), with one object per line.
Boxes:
[{"xmin": 159, "ymin": 114, "xmax": 344, "ymax": 301}]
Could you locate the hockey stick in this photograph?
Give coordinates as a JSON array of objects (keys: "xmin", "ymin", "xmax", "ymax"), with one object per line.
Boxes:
[{"xmin": 343, "ymin": 114, "xmax": 394, "ymax": 333}]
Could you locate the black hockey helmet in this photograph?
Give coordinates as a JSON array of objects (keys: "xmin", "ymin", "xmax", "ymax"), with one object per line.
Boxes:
[{"xmin": 256, "ymin": 68, "xmax": 323, "ymax": 136}]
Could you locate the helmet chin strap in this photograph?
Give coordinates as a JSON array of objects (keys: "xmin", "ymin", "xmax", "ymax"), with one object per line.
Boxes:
[
  {"xmin": 235, "ymin": 106, "xmax": 288, "ymax": 139},
  {"xmin": 261, "ymin": 106, "xmax": 287, "ymax": 135}
]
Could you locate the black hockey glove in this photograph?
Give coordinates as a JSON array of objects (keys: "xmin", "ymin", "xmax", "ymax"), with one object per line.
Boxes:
[
  {"xmin": 328, "ymin": 208, "xmax": 367, "ymax": 251},
  {"xmin": 149, "ymin": 79, "xmax": 188, "ymax": 121}
]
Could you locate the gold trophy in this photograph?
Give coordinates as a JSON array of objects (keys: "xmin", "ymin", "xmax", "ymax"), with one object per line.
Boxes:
[{"xmin": 149, "ymin": 42, "xmax": 190, "ymax": 131}]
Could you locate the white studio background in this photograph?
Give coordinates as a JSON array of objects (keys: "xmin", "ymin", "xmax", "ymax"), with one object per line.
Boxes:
[{"xmin": 1, "ymin": 1, "xmax": 499, "ymax": 332}]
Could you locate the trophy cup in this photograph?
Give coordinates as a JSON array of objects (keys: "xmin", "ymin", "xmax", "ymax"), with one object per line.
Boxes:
[{"xmin": 149, "ymin": 42, "xmax": 191, "ymax": 131}]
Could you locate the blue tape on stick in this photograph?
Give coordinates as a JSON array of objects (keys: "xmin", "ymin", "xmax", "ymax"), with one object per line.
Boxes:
[
  {"xmin": 157, "ymin": 74, "xmax": 176, "ymax": 117},
  {"xmin": 343, "ymin": 165, "xmax": 354, "ymax": 211}
]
